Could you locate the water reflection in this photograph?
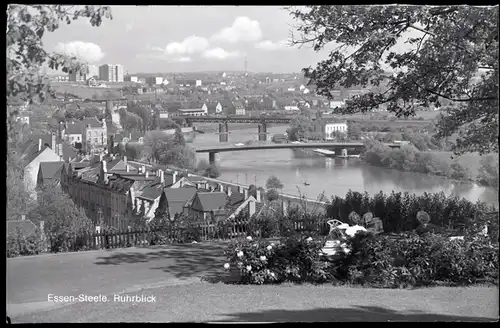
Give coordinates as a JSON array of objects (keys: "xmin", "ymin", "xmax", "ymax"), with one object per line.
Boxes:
[{"xmin": 194, "ymin": 125, "xmax": 498, "ymax": 206}]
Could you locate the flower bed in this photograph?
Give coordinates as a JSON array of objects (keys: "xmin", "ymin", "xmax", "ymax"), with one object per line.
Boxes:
[{"xmin": 223, "ymin": 232, "xmax": 498, "ymax": 288}]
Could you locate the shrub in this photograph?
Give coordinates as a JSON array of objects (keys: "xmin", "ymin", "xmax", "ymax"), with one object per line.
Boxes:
[
  {"xmin": 7, "ymin": 228, "xmax": 45, "ymax": 258},
  {"xmin": 224, "ymin": 235, "xmax": 331, "ymax": 285},
  {"xmin": 326, "ymin": 190, "xmax": 496, "ymax": 233},
  {"xmin": 223, "ymin": 232, "xmax": 498, "ymax": 288}
]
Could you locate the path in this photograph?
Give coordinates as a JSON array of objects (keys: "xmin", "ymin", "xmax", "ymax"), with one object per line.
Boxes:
[{"xmin": 7, "ymin": 242, "xmax": 229, "ymax": 318}]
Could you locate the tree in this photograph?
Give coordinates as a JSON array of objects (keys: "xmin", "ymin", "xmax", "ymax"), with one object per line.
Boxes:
[
  {"xmin": 287, "ymin": 114, "xmax": 315, "ymax": 141},
  {"xmin": 477, "ymin": 155, "xmax": 499, "ymax": 189},
  {"xmin": 28, "ymin": 185, "xmax": 93, "ymax": 251},
  {"xmin": 266, "ymin": 175, "xmax": 284, "ymax": 190},
  {"xmin": 203, "ymin": 164, "xmax": 221, "ymax": 179},
  {"xmin": 124, "ymin": 112, "xmax": 143, "ymax": 132},
  {"xmin": 248, "ymin": 184, "xmax": 258, "ymax": 198},
  {"xmin": 173, "ymin": 128, "xmax": 186, "ymax": 148},
  {"xmin": 288, "ymin": 5, "xmax": 498, "ymax": 155},
  {"xmin": 266, "ymin": 189, "xmax": 280, "ymax": 202},
  {"xmin": 7, "ymin": 5, "xmax": 113, "ymax": 142}
]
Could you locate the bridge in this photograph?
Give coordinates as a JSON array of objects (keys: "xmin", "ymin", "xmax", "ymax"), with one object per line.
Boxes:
[
  {"xmin": 180, "ymin": 115, "xmax": 293, "ymax": 124},
  {"xmin": 176, "ymin": 116, "xmax": 293, "ymax": 142},
  {"xmin": 195, "ymin": 142, "xmax": 402, "ymax": 165}
]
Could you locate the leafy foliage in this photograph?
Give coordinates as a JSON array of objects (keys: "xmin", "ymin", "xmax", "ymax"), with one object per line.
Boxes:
[
  {"xmin": 143, "ymin": 130, "xmax": 196, "ymax": 168},
  {"xmin": 288, "ymin": 5, "xmax": 498, "ymax": 155},
  {"xmin": 7, "ymin": 227, "xmax": 45, "ymax": 258},
  {"xmin": 476, "ymin": 154, "xmax": 499, "ymax": 189},
  {"xmin": 223, "ymin": 232, "xmax": 498, "ymax": 287},
  {"xmin": 6, "ymin": 4, "xmax": 113, "ymax": 141},
  {"xmin": 28, "ymin": 185, "xmax": 93, "ymax": 252},
  {"xmin": 362, "ymin": 140, "xmax": 472, "ymax": 180},
  {"xmin": 326, "ymin": 189, "xmax": 496, "ymax": 233},
  {"xmin": 266, "ymin": 175, "xmax": 284, "ymax": 190}
]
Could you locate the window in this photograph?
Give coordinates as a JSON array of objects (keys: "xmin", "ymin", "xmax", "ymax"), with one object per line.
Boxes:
[
  {"xmin": 94, "ymin": 138, "xmax": 98, "ymax": 143},
  {"xmin": 77, "ymin": 136, "xmax": 80, "ymax": 140}
]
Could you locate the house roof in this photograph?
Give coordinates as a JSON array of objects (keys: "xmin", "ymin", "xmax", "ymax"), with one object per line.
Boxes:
[
  {"xmin": 163, "ymin": 187, "xmax": 198, "ymax": 217},
  {"xmin": 191, "ymin": 192, "xmax": 228, "ymax": 212},
  {"xmin": 137, "ymin": 182, "xmax": 164, "ymax": 200},
  {"xmin": 7, "ymin": 220, "xmax": 37, "ymax": 237},
  {"xmin": 82, "ymin": 117, "xmax": 102, "ymax": 128},
  {"xmin": 61, "ymin": 144, "xmax": 78, "ymax": 162},
  {"xmin": 227, "ymin": 191, "xmax": 245, "ymax": 207},
  {"xmin": 39, "ymin": 161, "xmax": 64, "ymax": 183},
  {"xmin": 65, "ymin": 122, "xmax": 84, "ymax": 134}
]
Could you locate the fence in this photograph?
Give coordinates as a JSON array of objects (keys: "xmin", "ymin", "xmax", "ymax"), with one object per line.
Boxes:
[{"xmin": 44, "ymin": 217, "xmax": 332, "ymax": 252}]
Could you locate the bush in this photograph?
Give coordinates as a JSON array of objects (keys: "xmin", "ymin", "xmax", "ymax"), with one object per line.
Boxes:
[
  {"xmin": 7, "ymin": 229, "xmax": 45, "ymax": 258},
  {"xmin": 326, "ymin": 190, "xmax": 495, "ymax": 234},
  {"xmin": 223, "ymin": 232, "xmax": 498, "ymax": 287},
  {"xmin": 361, "ymin": 141, "xmax": 469, "ymax": 179}
]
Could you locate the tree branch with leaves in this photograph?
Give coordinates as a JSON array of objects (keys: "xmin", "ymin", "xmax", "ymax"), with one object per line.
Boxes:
[{"xmin": 287, "ymin": 5, "xmax": 498, "ymax": 155}]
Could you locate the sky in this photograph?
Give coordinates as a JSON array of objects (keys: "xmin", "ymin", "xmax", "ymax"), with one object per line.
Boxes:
[{"xmin": 42, "ymin": 6, "xmax": 334, "ymax": 74}]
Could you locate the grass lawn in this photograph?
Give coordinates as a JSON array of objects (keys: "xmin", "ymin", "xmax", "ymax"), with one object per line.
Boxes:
[{"xmin": 12, "ymin": 283, "xmax": 498, "ymax": 323}]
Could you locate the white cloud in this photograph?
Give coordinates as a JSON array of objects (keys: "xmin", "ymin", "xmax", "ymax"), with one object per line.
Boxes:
[
  {"xmin": 211, "ymin": 16, "xmax": 262, "ymax": 43},
  {"xmin": 54, "ymin": 41, "xmax": 105, "ymax": 63},
  {"xmin": 125, "ymin": 22, "xmax": 134, "ymax": 32},
  {"xmin": 203, "ymin": 48, "xmax": 240, "ymax": 60},
  {"xmin": 255, "ymin": 39, "xmax": 289, "ymax": 51},
  {"xmin": 163, "ymin": 35, "xmax": 209, "ymax": 56},
  {"xmin": 178, "ymin": 57, "xmax": 192, "ymax": 62}
]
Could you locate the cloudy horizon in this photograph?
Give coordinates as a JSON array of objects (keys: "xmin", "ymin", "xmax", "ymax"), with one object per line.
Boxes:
[{"xmin": 42, "ymin": 6, "xmax": 333, "ymax": 74}]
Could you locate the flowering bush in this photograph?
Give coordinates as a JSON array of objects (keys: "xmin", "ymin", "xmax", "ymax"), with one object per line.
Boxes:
[
  {"xmin": 224, "ymin": 235, "xmax": 332, "ymax": 284},
  {"xmin": 223, "ymin": 231, "xmax": 498, "ymax": 288},
  {"xmin": 7, "ymin": 229, "xmax": 45, "ymax": 258}
]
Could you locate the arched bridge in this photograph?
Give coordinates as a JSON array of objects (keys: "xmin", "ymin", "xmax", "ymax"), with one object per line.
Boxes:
[{"xmin": 195, "ymin": 142, "xmax": 402, "ymax": 165}]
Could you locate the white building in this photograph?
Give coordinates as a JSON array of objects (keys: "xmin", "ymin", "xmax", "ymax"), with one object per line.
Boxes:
[
  {"xmin": 196, "ymin": 80, "xmax": 202, "ymax": 87},
  {"xmin": 324, "ymin": 121, "xmax": 348, "ymax": 140},
  {"xmin": 99, "ymin": 64, "xmax": 124, "ymax": 82}
]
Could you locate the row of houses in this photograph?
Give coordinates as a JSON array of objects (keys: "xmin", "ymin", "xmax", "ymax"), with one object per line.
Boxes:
[{"xmin": 58, "ymin": 155, "xmax": 267, "ymax": 229}]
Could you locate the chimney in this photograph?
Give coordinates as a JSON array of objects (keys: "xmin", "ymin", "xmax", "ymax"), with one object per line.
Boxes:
[
  {"xmin": 130, "ymin": 187, "xmax": 135, "ymax": 203},
  {"xmin": 145, "ymin": 171, "xmax": 149, "ymax": 178},
  {"xmin": 68, "ymin": 157, "xmax": 72, "ymax": 163},
  {"xmin": 38, "ymin": 138, "xmax": 42, "ymax": 151},
  {"xmin": 218, "ymin": 184, "xmax": 224, "ymax": 192},
  {"xmin": 281, "ymin": 200, "xmax": 288, "ymax": 217},
  {"xmin": 141, "ymin": 165, "xmax": 146, "ymax": 174},
  {"xmin": 101, "ymin": 160, "xmax": 108, "ymax": 184},
  {"xmin": 124, "ymin": 156, "xmax": 127, "ymax": 165},
  {"xmin": 99, "ymin": 154, "xmax": 103, "ymax": 162},
  {"xmin": 160, "ymin": 170, "xmax": 165, "ymax": 184},
  {"xmin": 126, "ymin": 164, "xmax": 130, "ymax": 172},
  {"xmin": 51, "ymin": 133, "xmax": 56, "ymax": 150},
  {"xmin": 129, "ymin": 133, "xmax": 132, "ymax": 139},
  {"xmin": 58, "ymin": 143, "xmax": 63, "ymax": 157},
  {"xmin": 227, "ymin": 187, "xmax": 232, "ymax": 197},
  {"xmin": 239, "ymin": 186, "xmax": 244, "ymax": 194},
  {"xmin": 247, "ymin": 200, "xmax": 256, "ymax": 218},
  {"xmin": 244, "ymin": 188, "xmax": 248, "ymax": 199},
  {"xmin": 21, "ymin": 215, "xmax": 26, "ymax": 221},
  {"xmin": 256, "ymin": 189, "xmax": 261, "ymax": 203},
  {"xmin": 173, "ymin": 171, "xmax": 178, "ymax": 184}
]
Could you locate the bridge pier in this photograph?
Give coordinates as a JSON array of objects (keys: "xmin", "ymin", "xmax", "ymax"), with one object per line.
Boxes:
[
  {"xmin": 209, "ymin": 152, "xmax": 220, "ymax": 166},
  {"xmin": 258, "ymin": 123, "xmax": 268, "ymax": 142},
  {"xmin": 218, "ymin": 122, "xmax": 229, "ymax": 143},
  {"xmin": 341, "ymin": 149, "xmax": 348, "ymax": 157}
]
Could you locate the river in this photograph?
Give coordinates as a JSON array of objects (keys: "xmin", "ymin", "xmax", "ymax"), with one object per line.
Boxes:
[{"xmin": 192, "ymin": 123, "xmax": 499, "ymax": 207}]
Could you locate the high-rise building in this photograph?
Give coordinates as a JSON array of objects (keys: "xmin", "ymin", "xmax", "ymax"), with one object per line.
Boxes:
[
  {"xmin": 115, "ymin": 64, "xmax": 124, "ymax": 82},
  {"xmin": 99, "ymin": 64, "xmax": 124, "ymax": 82},
  {"xmin": 87, "ymin": 65, "xmax": 99, "ymax": 79}
]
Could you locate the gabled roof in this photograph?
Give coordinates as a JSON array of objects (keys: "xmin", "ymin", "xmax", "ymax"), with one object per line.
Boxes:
[
  {"xmin": 61, "ymin": 144, "xmax": 78, "ymax": 162},
  {"xmin": 137, "ymin": 182, "xmax": 164, "ymax": 200},
  {"xmin": 191, "ymin": 192, "xmax": 228, "ymax": 212},
  {"xmin": 227, "ymin": 191, "xmax": 245, "ymax": 207},
  {"xmin": 23, "ymin": 146, "xmax": 58, "ymax": 167},
  {"xmin": 39, "ymin": 161, "xmax": 64, "ymax": 183},
  {"xmin": 7, "ymin": 220, "xmax": 37, "ymax": 237},
  {"xmin": 163, "ymin": 187, "xmax": 198, "ymax": 217}
]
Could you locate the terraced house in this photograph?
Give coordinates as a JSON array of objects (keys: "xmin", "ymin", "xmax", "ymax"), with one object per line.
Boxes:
[{"xmin": 60, "ymin": 155, "xmax": 264, "ymax": 230}]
